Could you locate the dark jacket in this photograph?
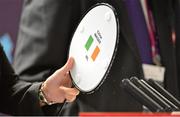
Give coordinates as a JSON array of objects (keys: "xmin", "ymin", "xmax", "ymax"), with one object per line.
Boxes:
[{"xmin": 0, "ymin": 44, "xmax": 43, "ymax": 115}]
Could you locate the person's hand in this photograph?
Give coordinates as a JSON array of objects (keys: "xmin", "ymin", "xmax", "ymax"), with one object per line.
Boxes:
[{"xmin": 40, "ymin": 57, "xmax": 79, "ymax": 105}]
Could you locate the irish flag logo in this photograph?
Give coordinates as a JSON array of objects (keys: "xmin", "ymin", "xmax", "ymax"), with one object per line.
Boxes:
[{"xmin": 85, "ymin": 35, "xmax": 100, "ymax": 61}]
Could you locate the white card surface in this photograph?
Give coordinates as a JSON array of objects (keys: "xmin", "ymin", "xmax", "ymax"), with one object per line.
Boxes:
[{"xmin": 69, "ymin": 4, "xmax": 118, "ymax": 93}]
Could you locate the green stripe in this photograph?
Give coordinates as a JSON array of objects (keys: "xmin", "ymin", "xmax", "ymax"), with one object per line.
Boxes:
[{"xmin": 85, "ymin": 35, "xmax": 94, "ymax": 51}]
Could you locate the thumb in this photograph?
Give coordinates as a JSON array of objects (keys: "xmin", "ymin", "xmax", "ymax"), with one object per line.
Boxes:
[{"xmin": 61, "ymin": 57, "xmax": 74, "ymax": 73}]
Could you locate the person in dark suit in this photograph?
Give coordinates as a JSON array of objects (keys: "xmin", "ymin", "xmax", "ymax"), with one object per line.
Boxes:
[
  {"xmin": 174, "ymin": 0, "xmax": 180, "ymax": 99},
  {"xmin": 0, "ymin": 44, "xmax": 79, "ymax": 115},
  {"xmin": 13, "ymin": 0, "xmax": 180, "ymax": 115},
  {"xmin": 150, "ymin": 0, "xmax": 179, "ymax": 98}
]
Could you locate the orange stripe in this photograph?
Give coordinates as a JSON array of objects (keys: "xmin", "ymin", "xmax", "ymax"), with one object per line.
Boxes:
[
  {"xmin": 91, "ymin": 46, "xmax": 100, "ymax": 61},
  {"xmin": 79, "ymin": 112, "xmax": 174, "ymax": 116}
]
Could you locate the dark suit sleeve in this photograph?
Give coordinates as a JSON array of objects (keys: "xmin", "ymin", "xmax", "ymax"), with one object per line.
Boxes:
[{"xmin": 0, "ymin": 45, "xmax": 43, "ymax": 115}]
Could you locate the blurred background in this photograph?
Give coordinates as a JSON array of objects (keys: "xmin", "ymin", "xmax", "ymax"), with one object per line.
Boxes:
[{"xmin": 0, "ymin": 0, "xmax": 23, "ymax": 63}]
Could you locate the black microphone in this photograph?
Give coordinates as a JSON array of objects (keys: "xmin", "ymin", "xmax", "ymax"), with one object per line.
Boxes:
[
  {"xmin": 140, "ymin": 79, "xmax": 179, "ymax": 111},
  {"xmin": 130, "ymin": 77, "xmax": 173, "ymax": 112},
  {"xmin": 148, "ymin": 79, "xmax": 180, "ymax": 108},
  {"xmin": 122, "ymin": 79, "xmax": 164, "ymax": 112}
]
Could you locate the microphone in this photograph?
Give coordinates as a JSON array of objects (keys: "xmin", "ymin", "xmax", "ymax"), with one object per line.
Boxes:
[
  {"xmin": 130, "ymin": 77, "xmax": 173, "ymax": 112},
  {"xmin": 148, "ymin": 79, "xmax": 180, "ymax": 108},
  {"xmin": 122, "ymin": 79, "xmax": 164, "ymax": 112},
  {"xmin": 140, "ymin": 79, "xmax": 179, "ymax": 111}
]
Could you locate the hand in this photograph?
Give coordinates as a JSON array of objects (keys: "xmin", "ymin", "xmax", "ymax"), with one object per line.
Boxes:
[{"xmin": 41, "ymin": 57, "xmax": 79, "ymax": 104}]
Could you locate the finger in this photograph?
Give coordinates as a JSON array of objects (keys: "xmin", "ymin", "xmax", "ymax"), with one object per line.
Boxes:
[
  {"xmin": 61, "ymin": 57, "xmax": 74, "ymax": 73},
  {"xmin": 67, "ymin": 88, "xmax": 80, "ymax": 96},
  {"xmin": 66, "ymin": 95, "xmax": 76, "ymax": 102},
  {"xmin": 56, "ymin": 87, "xmax": 79, "ymax": 103},
  {"xmin": 60, "ymin": 86, "xmax": 79, "ymax": 96},
  {"xmin": 54, "ymin": 87, "xmax": 77, "ymax": 103},
  {"xmin": 64, "ymin": 90, "xmax": 78, "ymax": 102}
]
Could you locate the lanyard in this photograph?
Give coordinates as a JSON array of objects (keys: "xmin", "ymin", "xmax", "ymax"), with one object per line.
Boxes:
[{"xmin": 144, "ymin": 0, "xmax": 161, "ymax": 66}]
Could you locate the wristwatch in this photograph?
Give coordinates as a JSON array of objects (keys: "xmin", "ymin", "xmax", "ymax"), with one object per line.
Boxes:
[{"xmin": 39, "ymin": 83, "xmax": 54, "ymax": 105}]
